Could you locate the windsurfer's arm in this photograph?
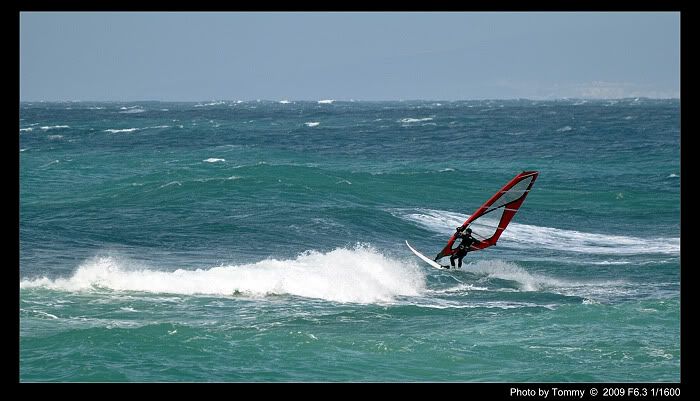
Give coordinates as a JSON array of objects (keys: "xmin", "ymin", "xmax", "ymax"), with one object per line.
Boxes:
[{"xmin": 468, "ymin": 236, "xmax": 481, "ymax": 250}]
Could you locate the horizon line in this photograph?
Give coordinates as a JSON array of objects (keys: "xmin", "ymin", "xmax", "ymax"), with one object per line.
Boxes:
[{"xmin": 20, "ymin": 96, "xmax": 681, "ymax": 103}]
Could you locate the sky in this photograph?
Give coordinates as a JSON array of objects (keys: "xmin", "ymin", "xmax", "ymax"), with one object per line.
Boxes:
[{"xmin": 20, "ymin": 12, "xmax": 680, "ymax": 101}]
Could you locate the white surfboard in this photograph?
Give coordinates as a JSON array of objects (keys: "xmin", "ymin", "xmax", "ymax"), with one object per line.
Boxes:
[{"xmin": 405, "ymin": 240, "xmax": 446, "ymax": 269}]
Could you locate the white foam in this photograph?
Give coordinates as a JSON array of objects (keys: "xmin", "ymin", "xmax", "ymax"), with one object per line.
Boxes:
[
  {"xmin": 40, "ymin": 125, "xmax": 70, "ymax": 130},
  {"xmin": 203, "ymin": 158, "xmax": 225, "ymax": 163},
  {"xmin": 396, "ymin": 208, "xmax": 680, "ymax": 255},
  {"xmin": 305, "ymin": 122, "xmax": 320, "ymax": 127},
  {"xmin": 159, "ymin": 181, "xmax": 182, "ymax": 188},
  {"xmin": 19, "ymin": 128, "xmax": 33, "ymax": 132},
  {"xmin": 427, "ymin": 283, "xmax": 489, "ymax": 294},
  {"xmin": 105, "ymin": 128, "xmax": 139, "ymax": 133},
  {"xmin": 194, "ymin": 101, "xmax": 226, "ymax": 107},
  {"xmin": 33, "ymin": 310, "xmax": 59, "ymax": 319},
  {"xmin": 19, "ymin": 245, "xmax": 426, "ymax": 304},
  {"xmin": 119, "ymin": 108, "xmax": 146, "ymax": 114},
  {"xmin": 409, "ymin": 300, "xmax": 555, "ymax": 310},
  {"xmin": 213, "ymin": 144, "xmax": 240, "ymax": 152},
  {"xmin": 39, "ymin": 160, "xmax": 59, "ymax": 168},
  {"xmin": 194, "ymin": 176, "xmax": 233, "ymax": 183},
  {"xmin": 317, "ymin": 99, "xmax": 334, "ymax": 104},
  {"xmin": 466, "ymin": 260, "xmax": 565, "ymax": 291},
  {"xmin": 399, "ymin": 117, "xmax": 433, "ymax": 123},
  {"xmin": 279, "ymin": 100, "xmax": 291, "ymax": 104},
  {"xmin": 645, "ymin": 347, "xmax": 673, "ymax": 360},
  {"xmin": 458, "ymin": 259, "xmax": 631, "ymax": 302},
  {"xmin": 590, "ymin": 260, "xmax": 633, "ymax": 265},
  {"xmin": 556, "ymin": 126, "xmax": 573, "ymax": 132},
  {"xmin": 667, "ymin": 173, "xmax": 679, "ymax": 178},
  {"xmin": 47, "ymin": 135, "xmax": 63, "ymax": 140}
]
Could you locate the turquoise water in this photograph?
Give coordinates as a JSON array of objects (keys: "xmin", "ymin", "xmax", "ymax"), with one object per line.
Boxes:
[{"xmin": 20, "ymin": 99, "xmax": 680, "ymax": 382}]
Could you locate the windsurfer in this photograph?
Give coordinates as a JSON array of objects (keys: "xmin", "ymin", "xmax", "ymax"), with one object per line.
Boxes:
[{"xmin": 448, "ymin": 227, "xmax": 480, "ymax": 268}]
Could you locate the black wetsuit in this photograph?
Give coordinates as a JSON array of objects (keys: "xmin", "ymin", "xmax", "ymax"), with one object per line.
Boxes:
[{"xmin": 450, "ymin": 233, "xmax": 478, "ymax": 268}]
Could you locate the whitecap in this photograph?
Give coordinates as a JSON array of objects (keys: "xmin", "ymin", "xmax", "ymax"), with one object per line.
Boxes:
[
  {"xmin": 40, "ymin": 125, "xmax": 70, "ymax": 130},
  {"xmin": 104, "ymin": 128, "xmax": 139, "ymax": 133},
  {"xmin": 399, "ymin": 117, "xmax": 433, "ymax": 123}
]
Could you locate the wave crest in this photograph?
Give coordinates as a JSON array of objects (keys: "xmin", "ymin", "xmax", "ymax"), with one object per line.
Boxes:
[{"xmin": 20, "ymin": 245, "xmax": 426, "ymax": 304}]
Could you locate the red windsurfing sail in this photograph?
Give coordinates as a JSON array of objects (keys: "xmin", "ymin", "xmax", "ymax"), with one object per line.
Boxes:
[{"xmin": 435, "ymin": 171, "xmax": 539, "ymax": 260}]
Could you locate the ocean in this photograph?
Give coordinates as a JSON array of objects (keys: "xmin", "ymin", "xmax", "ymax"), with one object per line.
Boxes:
[{"xmin": 19, "ymin": 99, "xmax": 680, "ymax": 382}]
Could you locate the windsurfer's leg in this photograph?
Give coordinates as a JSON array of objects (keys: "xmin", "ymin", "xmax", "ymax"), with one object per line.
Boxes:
[{"xmin": 458, "ymin": 250, "xmax": 469, "ymax": 267}]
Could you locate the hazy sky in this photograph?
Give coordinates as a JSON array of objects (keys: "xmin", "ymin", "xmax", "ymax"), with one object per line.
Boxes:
[{"xmin": 20, "ymin": 12, "xmax": 680, "ymax": 101}]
